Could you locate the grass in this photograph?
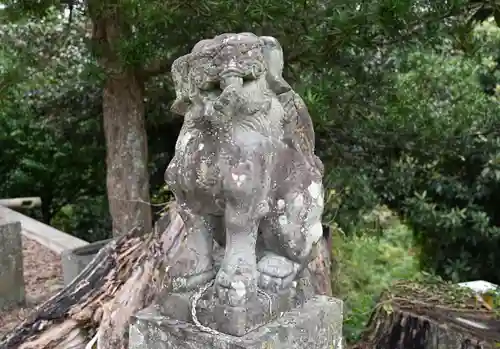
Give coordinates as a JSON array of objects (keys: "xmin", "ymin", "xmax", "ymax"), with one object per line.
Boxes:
[{"xmin": 331, "ymin": 221, "xmax": 421, "ymax": 342}]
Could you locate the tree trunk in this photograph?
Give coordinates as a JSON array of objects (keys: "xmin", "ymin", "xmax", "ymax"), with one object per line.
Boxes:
[
  {"xmin": 87, "ymin": 0, "xmax": 153, "ymax": 238},
  {"xmin": 354, "ymin": 281, "xmax": 500, "ymax": 349},
  {"xmin": 103, "ymin": 71, "xmax": 152, "ymax": 237},
  {"xmin": 0, "ymin": 204, "xmax": 332, "ymax": 349},
  {"xmin": 40, "ymin": 194, "xmax": 52, "ymax": 224}
]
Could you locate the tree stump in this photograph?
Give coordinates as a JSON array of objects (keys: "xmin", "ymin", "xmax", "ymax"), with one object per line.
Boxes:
[
  {"xmin": 354, "ymin": 280, "xmax": 500, "ymax": 349},
  {"xmin": 0, "ymin": 203, "xmax": 332, "ymax": 349}
]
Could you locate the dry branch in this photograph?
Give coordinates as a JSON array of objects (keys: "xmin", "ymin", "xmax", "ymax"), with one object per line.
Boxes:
[
  {"xmin": 0, "ymin": 203, "xmax": 332, "ymax": 349},
  {"xmin": 0, "ymin": 204, "xmax": 180, "ymax": 349}
]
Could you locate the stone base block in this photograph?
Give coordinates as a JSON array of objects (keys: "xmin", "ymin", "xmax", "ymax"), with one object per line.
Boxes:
[
  {"xmin": 159, "ymin": 286, "xmax": 300, "ymax": 336},
  {"xmin": 129, "ymin": 295, "xmax": 343, "ymax": 349},
  {"xmin": 0, "ymin": 221, "xmax": 25, "ymax": 309}
]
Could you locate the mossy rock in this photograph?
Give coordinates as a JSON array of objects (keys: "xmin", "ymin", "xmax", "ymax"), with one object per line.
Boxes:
[{"xmin": 354, "ymin": 279, "xmax": 500, "ymax": 349}]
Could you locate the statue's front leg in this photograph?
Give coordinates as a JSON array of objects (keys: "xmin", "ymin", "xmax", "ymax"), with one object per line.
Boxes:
[
  {"xmin": 258, "ymin": 179, "xmax": 325, "ymax": 293},
  {"xmin": 214, "ymin": 160, "xmax": 269, "ymax": 307},
  {"xmin": 215, "ymin": 201, "xmax": 260, "ymax": 307}
]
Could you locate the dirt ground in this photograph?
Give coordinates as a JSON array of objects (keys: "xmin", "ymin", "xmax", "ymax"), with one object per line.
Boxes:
[{"xmin": 0, "ymin": 237, "xmax": 64, "ymax": 338}]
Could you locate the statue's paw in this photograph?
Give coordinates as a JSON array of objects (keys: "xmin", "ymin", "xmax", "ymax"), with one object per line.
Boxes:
[
  {"xmin": 214, "ymin": 270, "xmax": 256, "ymax": 307},
  {"xmin": 257, "ymin": 255, "xmax": 300, "ymax": 293},
  {"xmin": 172, "ymin": 269, "xmax": 215, "ymax": 292},
  {"xmin": 214, "ymin": 85, "xmax": 239, "ymax": 111}
]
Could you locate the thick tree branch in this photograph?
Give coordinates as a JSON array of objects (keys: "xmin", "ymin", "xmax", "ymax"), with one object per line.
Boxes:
[{"xmin": 140, "ymin": 57, "xmax": 176, "ymax": 80}]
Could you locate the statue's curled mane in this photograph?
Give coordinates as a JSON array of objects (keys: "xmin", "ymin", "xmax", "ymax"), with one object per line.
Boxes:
[{"xmin": 170, "ymin": 32, "xmax": 320, "ymax": 173}]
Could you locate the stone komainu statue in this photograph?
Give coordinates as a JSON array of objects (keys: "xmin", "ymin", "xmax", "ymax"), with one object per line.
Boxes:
[{"xmin": 165, "ymin": 33, "xmax": 327, "ymax": 311}]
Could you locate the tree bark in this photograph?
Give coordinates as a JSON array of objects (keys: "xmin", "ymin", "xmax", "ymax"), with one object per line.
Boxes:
[
  {"xmin": 354, "ymin": 281, "xmax": 500, "ymax": 349},
  {"xmin": 40, "ymin": 194, "xmax": 52, "ymax": 224},
  {"xmin": 103, "ymin": 70, "xmax": 152, "ymax": 237},
  {"xmin": 88, "ymin": 0, "xmax": 153, "ymax": 237},
  {"xmin": 0, "ymin": 204, "xmax": 332, "ymax": 349}
]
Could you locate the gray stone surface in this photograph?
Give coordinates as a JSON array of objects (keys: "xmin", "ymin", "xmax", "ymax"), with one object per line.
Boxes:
[
  {"xmin": 159, "ymin": 274, "xmax": 316, "ymax": 337},
  {"xmin": 0, "ymin": 205, "xmax": 88, "ymax": 254},
  {"xmin": 0, "ymin": 221, "xmax": 25, "ymax": 309},
  {"xmin": 61, "ymin": 238, "xmax": 112, "ymax": 286},
  {"xmin": 162, "ymin": 32, "xmax": 328, "ymax": 336},
  {"xmin": 130, "ymin": 295, "xmax": 343, "ymax": 349}
]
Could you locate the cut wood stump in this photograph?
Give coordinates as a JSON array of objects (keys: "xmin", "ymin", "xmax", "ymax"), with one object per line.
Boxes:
[
  {"xmin": 0, "ymin": 203, "xmax": 332, "ymax": 349},
  {"xmin": 354, "ymin": 279, "xmax": 500, "ymax": 349}
]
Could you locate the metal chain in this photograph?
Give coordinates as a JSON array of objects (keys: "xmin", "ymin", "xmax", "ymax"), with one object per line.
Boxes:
[
  {"xmin": 191, "ymin": 280, "xmax": 273, "ymax": 336},
  {"xmin": 191, "ymin": 279, "xmax": 225, "ymax": 337}
]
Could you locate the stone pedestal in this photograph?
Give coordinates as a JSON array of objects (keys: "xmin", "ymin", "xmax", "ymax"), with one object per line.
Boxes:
[
  {"xmin": 0, "ymin": 221, "xmax": 25, "ymax": 309},
  {"xmin": 61, "ymin": 238, "xmax": 112, "ymax": 286},
  {"xmin": 159, "ymin": 280, "xmax": 314, "ymax": 337},
  {"xmin": 129, "ymin": 295, "xmax": 343, "ymax": 349}
]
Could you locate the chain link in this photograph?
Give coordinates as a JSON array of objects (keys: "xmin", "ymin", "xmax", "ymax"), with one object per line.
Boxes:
[
  {"xmin": 191, "ymin": 279, "xmax": 225, "ymax": 337},
  {"xmin": 191, "ymin": 280, "xmax": 273, "ymax": 337}
]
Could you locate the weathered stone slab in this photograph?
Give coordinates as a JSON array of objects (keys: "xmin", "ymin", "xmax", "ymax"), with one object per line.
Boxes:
[
  {"xmin": 129, "ymin": 295, "xmax": 343, "ymax": 349},
  {"xmin": 0, "ymin": 221, "xmax": 25, "ymax": 309},
  {"xmin": 159, "ymin": 287, "xmax": 297, "ymax": 337},
  {"xmin": 61, "ymin": 238, "xmax": 112, "ymax": 286},
  {"xmin": 159, "ymin": 276, "xmax": 316, "ymax": 337}
]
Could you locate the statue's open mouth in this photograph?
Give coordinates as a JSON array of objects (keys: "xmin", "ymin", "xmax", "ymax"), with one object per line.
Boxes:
[
  {"xmin": 219, "ymin": 59, "xmax": 264, "ymax": 88},
  {"xmin": 220, "ymin": 75, "xmax": 243, "ymax": 90},
  {"xmin": 219, "ymin": 66, "xmax": 245, "ymax": 88}
]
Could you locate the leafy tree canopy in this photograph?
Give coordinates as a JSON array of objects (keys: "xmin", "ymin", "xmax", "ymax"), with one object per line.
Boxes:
[{"xmin": 3, "ymin": 0, "xmax": 500, "ymax": 281}]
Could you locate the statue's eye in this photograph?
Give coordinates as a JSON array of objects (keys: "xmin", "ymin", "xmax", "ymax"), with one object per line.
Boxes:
[
  {"xmin": 199, "ymin": 81, "xmax": 223, "ymax": 96},
  {"xmin": 242, "ymin": 75, "xmax": 254, "ymax": 82},
  {"xmin": 240, "ymin": 61, "xmax": 265, "ymax": 82},
  {"xmin": 199, "ymin": 80, "xmax": 218, "ymax": 91}
]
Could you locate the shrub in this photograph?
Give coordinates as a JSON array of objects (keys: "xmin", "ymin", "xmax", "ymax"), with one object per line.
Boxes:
[
  {"xmin": 319, "ymin": 21, "xmax": 500, "ymax": 284},
  {"xmin": 331, "ymin": 217, "xmax": 421, "ymax": 342}
]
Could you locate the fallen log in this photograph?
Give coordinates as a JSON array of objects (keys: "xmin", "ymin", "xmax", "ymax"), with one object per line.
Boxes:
[
  {"xmin": 0, "ymin": 203, "xmax": 182, "ymax": 349},
  {"xmin": 355, "ymin": 279, "xmax": 500, "ymax": 349},
  {"xmin": 0, "ymin": 203, "xmax": 332, "ymax": 349}
]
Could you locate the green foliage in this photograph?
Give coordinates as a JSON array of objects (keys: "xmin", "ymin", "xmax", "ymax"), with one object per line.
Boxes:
[
  {"xmin": 5, "ymin": 0, "xmax": 500, "ymax": 333},
  {"xmin": 379, "ymin": 28, "xmax": 500, "ymax": 283},
  {"xmin": 51, "ymin": 197, "xmax": 112, "ymax": 242},
  {"xmin": 331, "ymin": 219, "xmax": 421, "ymax": 342},
  {"xmin": 317, "ymin": 20, "xmax": 500, "ymax": 284},
  {"xmin": 0, "ymin": 0, "xmax": 473, "ymax": 240},
  {"xmin": 0, "ymin": 11, "xmax": 110, "ymax": 240},
  {"xmin": 475, "ymin": 20, "xmax": 500, "ymax": 94},
  {"xmin": 0, "ymin": 82, "xmax": 109, "ymax": 239}
]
